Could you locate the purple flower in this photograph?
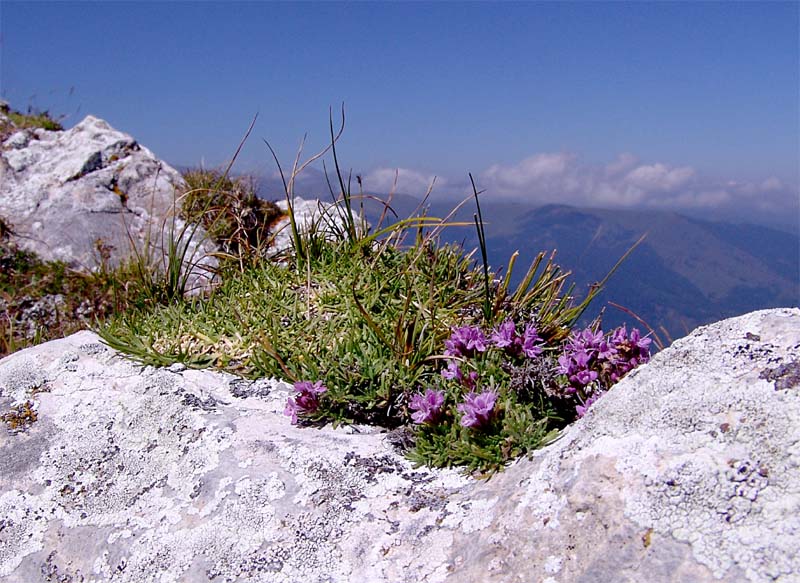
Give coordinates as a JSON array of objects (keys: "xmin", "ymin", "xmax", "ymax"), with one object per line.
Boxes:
[
  {"xmin": 573, "ymin": 368, "xmax": 598, "ymax": 387},
  {"xmin": 597, "ymin": 339, "xmax": 617, "ymax": 360},
  {"xmin": 444, "ymin": 326, "xmax": 487, "ymax": 358},
  {"xmin": 610, "ymin": 325, "xmax": 628, "ymax": 345},
  {"xmin": 558, "ymin": 343, "xmax": 598, "ymax": 390},
  {"xmin": 630, "ymin": 328, "xmax": 652, "ymax": 354},
  {"xmin": 568, "ymin": 328, "xmax": 604, "ymax": 353},
  {"xmin": 573, "ymin": 350, "xmax": 593, "ymax": 369},
  {"xmin": 491, "ymin": 320, "xmax": 543, "ymax": 359},
  {"xmin": 409, "ymin": 389, "xmax": 446, "ymax": 424},
  {"xmin": 557, "ymin": 325, "xmax": 652, "ymax": 414},
  {"xmin": 607, "ymin": 326, "xmax": 652, "ymax": 380},
  {"xmin": 284, "ymin": 380, "xmax": 327, "ymax": 425},
  {"xmin": 522, "ymin": 323, "xmax": 544, "ymax": 357},
  {"xmin": 441, "ymin": 361, "xmax": 478, "ymax": 389},
  {"xmin": 576, "ymin": 393, "xmax": 601, "ymax": 418},
  {"xmin": 457, "ymin": 389, "xmax": 498, "ymax": 428},
  {"xmin": 557, "ymin": 353, "xmax": 575, "ymax": 376},
  {"xmin": 491, "ymin": 320, "xmax": 517, "ymax": 349},
  {"xmin": 491, "ymin": 319, "xmax": 525, "ymax": 358},
  {"xmin": 441, "ymin": 360, "xmax": 461, "ymax": 381}
]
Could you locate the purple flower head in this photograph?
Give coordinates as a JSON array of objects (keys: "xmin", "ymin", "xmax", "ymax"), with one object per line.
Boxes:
[
  {"xmin": 597, "ymin": 339, "xmax": 617, "ymax": 360},
  {"xmin": 294, "ymin": 380, "xmax": 327, "ymax": 396},
  {"xmin": 409, "ymin": 389, "xmax": 446, "ymax": 425},
  {"xmin": 572, "ymin": 368, "xmax": 598, "ymax": 387},
  {"xmin": 457, "ymin": 389, "xmax": 498, "ymax": 429},
  {"xmin": 491, "ymin": 320, "xmax": 517, "ymax": 349},
  {"xmin": 575, "ymin": 393, "xmax": 602, "ymax": 418},
  {"xmin": 441, "ymin": 360, "xmax": 461, "ymax": 381},
  {"xmin": 610, "ymin": 325, "xmax": 628, "ymax": 346},
  {"xmin": 284, "ymin": 380, "xmax": 327, "ymax": 425},
  {"xmin": 440, "ymin": 361, "xmax": 478, "ymax": 389},
  {"xmin": 583, "ymin": 328, "xmax": 605, "ymax": 347},
  {"xmin": 573, "ymin": 350, "xmax": 593, "ymax": 369},
  {"xmin": 522, "ymin": 323, "xmax": 544, "ymax": 357},
  {"xmin": 629, "ymin": 328, "xmax": 652, "ymax": 355},
  {"xmin": 607, "ymin": 326, "xmax": 652, "ymax": 381},
  {"xmin": 444, "ymin": 325, "xmax": 487, "ymax": 358},
  {"xmin": 559, "ymin": 347, "xmax": 597, "ymax": 390},
  {"xmin": 567, "ymin": 327, "xmax": 605, "ymax": 357},
  {"xmin": 491, "ymin": 320, "xmax": 543, "ymax": 359},
  {"xmin": 557, "ymin": 353, "xmax": 575, "ymax": 376}
]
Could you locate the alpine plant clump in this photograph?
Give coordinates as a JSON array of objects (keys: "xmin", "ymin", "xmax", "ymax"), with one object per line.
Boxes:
[
  {"xmin": 401, "ymin": 319, "xmax": 651, "ymax": 471},
  {"xmin": 286, "ymin": 319, "xmax": 651, "ymax": 470},
  {"xmin": 556, "ymin": 324, "xmax": 652, "ymax": 417}
]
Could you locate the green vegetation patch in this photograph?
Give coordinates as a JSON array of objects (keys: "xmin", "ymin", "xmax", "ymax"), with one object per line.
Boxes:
[
  {"xmin": 101, "ymin": 218, "xmax": 645, "ymax": 472},
  {"xmin": 179, "ymin": 169, "xmax": 283, "ymax": 265},
  {"xmin": 0, "ymin": 164, "xmax": 286, "ymax": 359},
  {"xmin": 100, "ymin": 113, "xmax": 650, "ymax": 474},
  {"xmin": 0, "ymin": 218, "xmax": 168, "ymax": 358},
  {"xmin": 1, "ymin": 104, "xmax": 63, "ymax": 139},
  {"xmin": 7, "ymin": 110, "xmax": 63, "ymax": 132}
]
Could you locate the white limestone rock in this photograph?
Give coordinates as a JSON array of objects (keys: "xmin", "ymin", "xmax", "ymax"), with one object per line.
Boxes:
[
  {"xmin": 0, "ymin": 115, "xmax": 217, "ymax": 291},
  {"xmin": 0, "ymin": 308, "xmax": 798, "ymax": 582},
  {"xmin": 269, "ymin": 196, "xmax": 369, "ymax": 258}
]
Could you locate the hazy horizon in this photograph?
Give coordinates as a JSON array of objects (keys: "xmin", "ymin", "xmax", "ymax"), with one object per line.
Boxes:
[{"xmin": 2, "ymin": 1, "xmax": 798, "ymax": 230}]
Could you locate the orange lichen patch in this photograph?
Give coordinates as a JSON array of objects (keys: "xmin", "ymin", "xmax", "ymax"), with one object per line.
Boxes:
[{"xmin": 1, "ymin": 400, "xmax": 38, "ymax": 432}]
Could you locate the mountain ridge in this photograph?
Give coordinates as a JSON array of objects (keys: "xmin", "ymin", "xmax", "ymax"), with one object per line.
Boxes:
[{"xmin": 351, "ymin": 195, "xmax": 799, "ymax": 344}]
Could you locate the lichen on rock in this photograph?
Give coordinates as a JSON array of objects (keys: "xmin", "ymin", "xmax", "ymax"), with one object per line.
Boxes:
[{"xmin": 0, "ymin": 309, "xmax": 799, "ymax": 582}]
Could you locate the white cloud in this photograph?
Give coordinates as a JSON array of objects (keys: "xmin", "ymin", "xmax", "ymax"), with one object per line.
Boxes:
[
  {"xmin": 475, "ymin": 152, "xmax": 761, "ymax": 210},
  {"xmin": 651, "ymin": 189, "xmax": 732, "ymax": 208},
  {"xmin": 363, "ymin": 167, "xmax": 444, "ymax": 195},
  {"xmin": 483, "ymin": 152, "xmax": 573, "ymax": 192},
  {"xmin": 761, "ymin": 177, "xmax": 784, "ymax": 191},
  {"xmin": 604, "ymin": 152, "xmax": 639, "ymax": 176},
  {"xmin": 355, "ymin": 152, "xmax": 797, "ymax": 223},
  {"xmin": 623, "ymin": 163, "xmax": 695, "ymax": 192}
]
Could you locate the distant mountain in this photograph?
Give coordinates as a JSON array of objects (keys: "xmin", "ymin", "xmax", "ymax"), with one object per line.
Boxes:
[{"xmin": 359, "ymin": 196, "xmax": 799, "ymax": 346}]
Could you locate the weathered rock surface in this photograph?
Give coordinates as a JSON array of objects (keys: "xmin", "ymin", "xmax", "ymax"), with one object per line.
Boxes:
[
  {"xmin": 0, "ymin": 115, "xmax": 216, "ymax": 290},
  {"xmin": 269, "ymin": 197, "xmax": 369, "ymax": 257},
  {"xmin": 0, "ymin": 111, "xmax": 365, "ymax": 288},
  {"xmin": 0, "ymin": 308, "xmax": 798, "ymax": 582}
]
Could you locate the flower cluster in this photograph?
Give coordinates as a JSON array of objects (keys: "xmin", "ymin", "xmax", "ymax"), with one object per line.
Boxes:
[
  {"xmin": 557, "ymin": 325, "xmax": 651, "ymax": 417},
  {"xmin": 284, "ymin": 380, "xmax": 327, "ymax": 425},
  {"xmin": 411, "ymin": 320, "xmax": 545, "ymax": 430},
  {"xmin": 441, "ymin": 360, "xmax": 478, "ymax": 389},
  {"xmin": 606, "ymin": 326, "xmax": 652, "ymax": 381},
  {"xmin": 444, "ymin": 325, "xmax": 487, "ymax": 358},
  {"xmin": 409, "ymin": 389, "xmax": 445, "ymax": 424},
  {"xmin": 441, "ymin": 321, "xmax": 543, "ymax": 388},
  {"xmin": 490, "ymin": 319, "xmax": 543, "ymax": 358},
  {"xmin": 457, "ymin": 389, "xmax": 498, "ymax": 428}
]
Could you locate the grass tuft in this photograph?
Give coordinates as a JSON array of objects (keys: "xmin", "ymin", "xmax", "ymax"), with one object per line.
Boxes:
[
  {"xmin": 179, "ymin": 168, "xmax": 283, "ymax": 268},
  {"xmin": 2, "ymin": 106, "xmax": 63, "ymax": 137}
]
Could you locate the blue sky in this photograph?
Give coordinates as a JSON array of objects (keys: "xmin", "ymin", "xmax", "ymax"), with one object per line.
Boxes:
[{"xmin": 2, "ymin": 1, "xmax": 798, "ymax": 224}]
